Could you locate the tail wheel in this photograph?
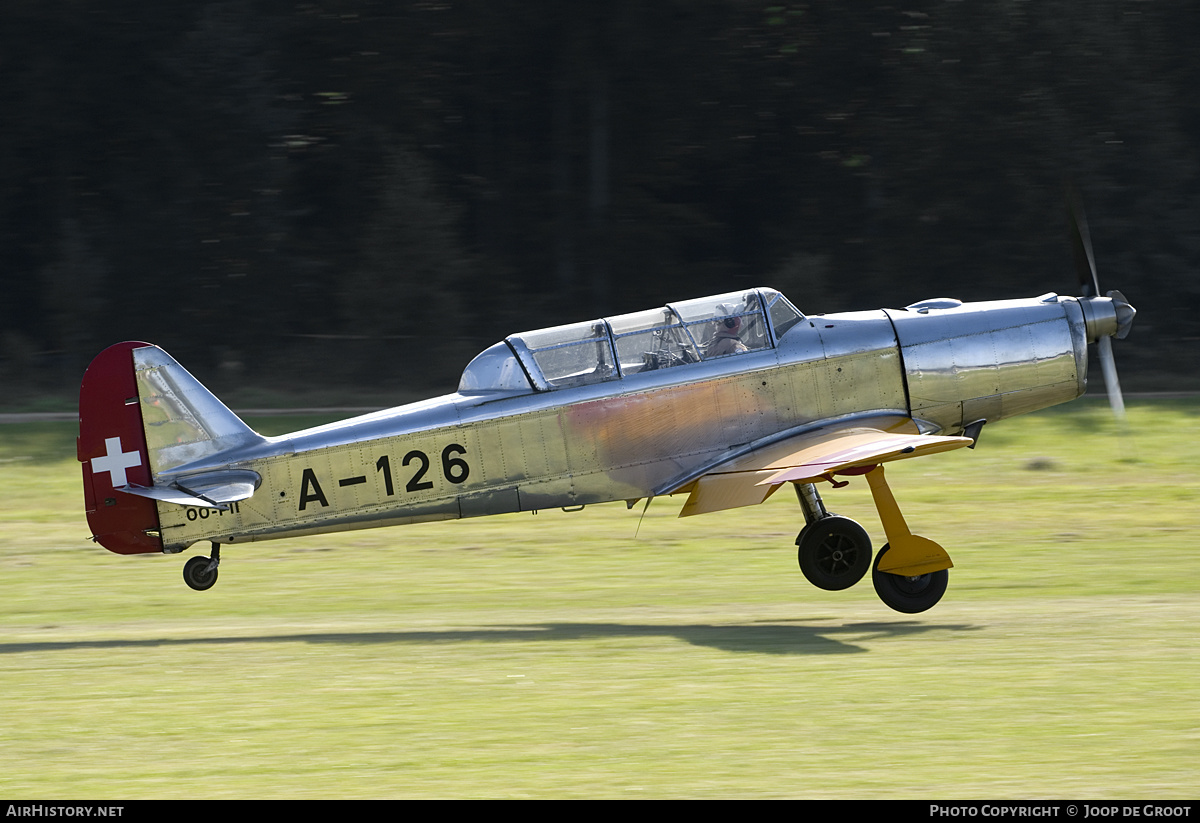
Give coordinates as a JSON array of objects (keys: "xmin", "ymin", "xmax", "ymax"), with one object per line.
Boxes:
[
  {"xmin": 796, "ymin": 516, "xmax": 872, "ymax": 591},
  {"xmin": 871, "ymin": 544, "xmax": 948, "ymax": 613},
  {"xmin": 183, "ymin": 555, "xmax": 218, "ymax": 591}
]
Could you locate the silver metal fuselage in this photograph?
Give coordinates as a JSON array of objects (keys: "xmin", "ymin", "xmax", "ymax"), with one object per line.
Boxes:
[{"xmin": 155, "ymin": 293, "xmax": 1092, "ymax": 551}]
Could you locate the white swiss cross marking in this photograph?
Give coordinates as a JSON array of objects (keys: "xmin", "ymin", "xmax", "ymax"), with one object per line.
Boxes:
[{"xmin": 92, "ymin": 436, "xmax": 143, "ymax": 488}]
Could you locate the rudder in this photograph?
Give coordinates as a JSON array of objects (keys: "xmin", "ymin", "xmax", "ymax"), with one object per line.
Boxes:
[{"xmin": 79, "ymin": 341, "xmax": 162, "ymax": 554}]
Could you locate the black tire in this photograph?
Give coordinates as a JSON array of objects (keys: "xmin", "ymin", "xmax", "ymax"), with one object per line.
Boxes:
[
  {"xmin": 183, "ymin": 555, "xmax": 218, "ymax": 591},
  {"xmin": 796, "ymin": 515, "xmax": 872, "ymax": 591},
  {"xmin": 871, "ymin": 544, "xmax": 948, "ymax": 613}
]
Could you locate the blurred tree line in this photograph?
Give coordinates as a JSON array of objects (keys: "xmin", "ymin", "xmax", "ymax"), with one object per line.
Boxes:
[{"xmin": 2, "ymin": 1, "xmax": 1196, "ymax": 402}]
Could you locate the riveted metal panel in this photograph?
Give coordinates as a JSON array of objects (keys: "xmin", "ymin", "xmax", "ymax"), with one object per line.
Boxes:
[{"xmin": 887, "ymin": 297, "xmax": 1084, "ymax": 433}]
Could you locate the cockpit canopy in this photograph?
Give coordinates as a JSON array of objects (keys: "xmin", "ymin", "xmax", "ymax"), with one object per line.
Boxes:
[{"xmin": 458, "ymin": 287, "xmax": 803, "ymax": 394}]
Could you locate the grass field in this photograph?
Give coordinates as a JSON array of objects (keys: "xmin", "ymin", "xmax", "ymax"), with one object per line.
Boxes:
[{"xmin": 1, "ymin": 400, "xmax": 1197, "ymax": 798}]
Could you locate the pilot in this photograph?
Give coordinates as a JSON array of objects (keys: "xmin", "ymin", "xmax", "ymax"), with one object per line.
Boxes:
[{"xmin": 708, "ymin": 312, "xmax": 749, "ymax": 357}]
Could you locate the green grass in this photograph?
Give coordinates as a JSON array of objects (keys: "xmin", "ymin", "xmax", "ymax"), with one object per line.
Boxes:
[{"xmin": 1, "ymin": 399, "xmax": 1198, "ymax": 798}]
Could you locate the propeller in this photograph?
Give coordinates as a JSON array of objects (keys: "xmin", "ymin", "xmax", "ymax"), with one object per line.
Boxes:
[{"xmin": 1066, "ymin": 187, "xmax": 1137, "ymax": 424}]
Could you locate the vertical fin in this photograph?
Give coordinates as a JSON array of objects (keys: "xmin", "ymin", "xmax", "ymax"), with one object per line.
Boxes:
[{"xmin": 132, "ymin": 345, "xmax": 263, "ymax": 474}]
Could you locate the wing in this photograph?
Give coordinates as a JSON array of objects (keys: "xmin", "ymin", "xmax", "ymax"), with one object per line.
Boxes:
[{"xmin": 670, "ymin": 415, "xmax": 973, "ymax": 517}]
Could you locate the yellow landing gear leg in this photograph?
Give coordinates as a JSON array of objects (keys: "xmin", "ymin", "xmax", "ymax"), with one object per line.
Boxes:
[{"xmin": 864, "ymin": 465, "xmax": 951, "ymax": 613}]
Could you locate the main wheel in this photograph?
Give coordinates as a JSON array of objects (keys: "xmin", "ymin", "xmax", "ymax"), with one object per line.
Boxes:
[
  {"xmin": 871, "ymin": 544, "xmax": 948, "ymax": 613},
  {"xmin": 796, "ymin": 516, "xmax": 872, "ymax": 591},
  {"xmin": 183, "ymin": 555, "xmax": 218, "ymax": 591}
]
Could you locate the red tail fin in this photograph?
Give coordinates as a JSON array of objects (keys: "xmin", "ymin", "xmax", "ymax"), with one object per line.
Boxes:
[{"xmin": 78, "ymin": 341, "xmax": 163, "ymax": 554}]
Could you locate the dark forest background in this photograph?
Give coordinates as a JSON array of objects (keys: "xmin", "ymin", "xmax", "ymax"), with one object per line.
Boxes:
[{"xmin": 2, "ymin": 1, "xmax": 1197, "ymax": 406}]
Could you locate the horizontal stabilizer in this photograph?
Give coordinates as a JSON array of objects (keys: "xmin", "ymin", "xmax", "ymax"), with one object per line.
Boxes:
[
  {"xmin": 118, "ymin": 469, "xmax": 261, "ymax": 510},
  {"xmin": 119, "ymin": 483, "xmax": 225, "ymax": 509},
  {"xmin": 176, "ymin": 470, "xmax": 260, "ymax": 504}
]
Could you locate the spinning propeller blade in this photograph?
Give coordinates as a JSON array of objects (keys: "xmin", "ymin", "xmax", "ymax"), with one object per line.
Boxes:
[
  {"xmin": 1096, "ymin": 335, "xmax": 1126, "ymax": 423},
  {"xmin": 1067, "ymin": 188, "xmax": 1135, "ymax": 423},
  {"xmin": 1068, "ymin": 187, "xmax": 1102, "ymax": 298}
]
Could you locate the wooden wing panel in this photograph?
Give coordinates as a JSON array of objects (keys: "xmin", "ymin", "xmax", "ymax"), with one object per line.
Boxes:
[
  {"xmin": 676, "ymin": 470, "xmax": 783, "ymax": 517},
  {"xmin": 676, "ymin": 416, "xmax": 972, "ymax": 517}
]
